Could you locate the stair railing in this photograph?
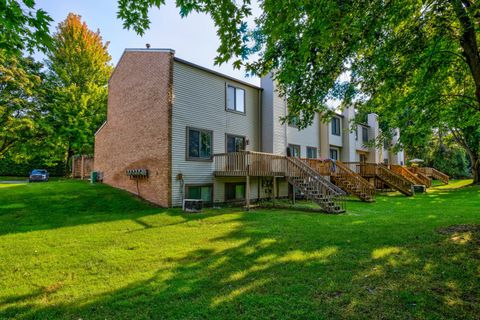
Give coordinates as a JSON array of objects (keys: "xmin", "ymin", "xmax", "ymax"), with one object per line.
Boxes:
[
  {"xmin": 390, "ymin": 164, "xmax": 425, "ymax": 186},
  {"xmin": 377, "ymin": 165, "xmax": 413, "ymax": 196},
  {"xmin": 286, "ymin": 157, "xmax": 346, "ymax": 213}
]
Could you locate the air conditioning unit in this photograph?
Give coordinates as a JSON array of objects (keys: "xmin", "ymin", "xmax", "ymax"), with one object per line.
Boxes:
[{"xmin": 183, "ymin": 199, "xmax": 203, "ymax": 213}]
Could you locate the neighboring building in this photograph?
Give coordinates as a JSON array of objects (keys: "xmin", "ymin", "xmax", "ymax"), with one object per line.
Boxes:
[{"xmin": 94, "ymin": 48, "xmax": 405, "ymax": 207}]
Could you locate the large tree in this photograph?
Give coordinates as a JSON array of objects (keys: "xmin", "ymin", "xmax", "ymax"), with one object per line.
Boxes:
[
  {"xmin": 0, "ymin": 50, "xmax": 48, "ymax": 157},
  {"xmin": 0, "ymin": 0, "xmax": 52, "ymax": 54},
  {"xmin": 46, "ymin": 13, "xmax": 112, "ymax": 169},
  {"xmin": 116, "ymin": 0, "xmax": 480, "ymax": 183}
]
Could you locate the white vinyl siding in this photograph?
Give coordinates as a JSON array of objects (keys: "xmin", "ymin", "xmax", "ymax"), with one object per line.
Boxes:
[{"xmin": 171, "ymin": 61, "xmax": 261, "ymax": 206}]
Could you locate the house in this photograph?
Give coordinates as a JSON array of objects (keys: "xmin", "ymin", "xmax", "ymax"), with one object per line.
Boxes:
[{"xmin": 94, "ymin": 48, "xmax": 406, "ymax": 209}]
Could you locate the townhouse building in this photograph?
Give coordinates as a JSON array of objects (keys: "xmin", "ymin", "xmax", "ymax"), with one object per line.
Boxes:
[{"xmin": 94, "ymin": 48, "xmax": 405, "ymax": 209}]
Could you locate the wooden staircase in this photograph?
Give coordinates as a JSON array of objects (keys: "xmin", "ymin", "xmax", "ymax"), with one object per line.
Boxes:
[
  {"xmin": 286, "ymin": 157, "xmax": 346, "ymax": 213},
  {"xmin": 376, "ymin": 165, "xmax": 414, "ymax": 196},
  {"xmin": 431, "ymin": 168, "xmax": 449, "ymax": 184},
  {"xmin": 411, "ymin": 167, "xmax": 449, "ymax": 185},
  {"xmin": 304, "ymin": 159, "xmax": 375, "ymax": 202},
  {"xmin": 407, "ymin": 167, "xmax": 432, "ymax": 187},
  {"xmin": 343, "ymin": 162, "xmax": 415, "ymax": 196},
  {"xmin": 390, "ymin": 164, "xmax": 427, "ymax": 186}
]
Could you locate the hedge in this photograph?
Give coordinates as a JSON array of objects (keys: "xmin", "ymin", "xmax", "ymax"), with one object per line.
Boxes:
[{"xmin": 0, "ymin": 157, "xmax": 66, "ymax": 177}]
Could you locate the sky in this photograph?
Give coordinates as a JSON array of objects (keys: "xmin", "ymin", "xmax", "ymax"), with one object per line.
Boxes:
[{"xmin": 35, "ymin": 0, "xmax": 261, "ymax": 86}]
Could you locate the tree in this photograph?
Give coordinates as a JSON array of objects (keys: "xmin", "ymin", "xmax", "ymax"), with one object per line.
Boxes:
[
  {"xmin": 0, "ymin": 50, "xmax": 48, "ymax": 157},
  {"xmin": 46, "ymin": 13, "xmax": 112, "ymax": 172},
  {"xmin": 0, "ymin": 0, "xmax": 52, "ymax": 54},
  {"xmin": 116, "ymin": 0, "xmax": 480, "ymax": 183}
]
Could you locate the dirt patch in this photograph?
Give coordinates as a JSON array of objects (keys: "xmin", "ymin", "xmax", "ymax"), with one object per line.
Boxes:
[{"xmin": 437, "ymin": 224, "xmax": 480, "ymax": 235}]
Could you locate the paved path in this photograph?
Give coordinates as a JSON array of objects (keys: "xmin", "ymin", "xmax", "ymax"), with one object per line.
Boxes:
[{"xmin": 0, "ymin": 180, "xmax": 28, "ymax": 184}]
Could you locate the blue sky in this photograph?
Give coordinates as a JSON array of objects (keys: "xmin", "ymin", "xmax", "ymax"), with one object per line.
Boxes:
[{"xmin": 35, "ymin": 0, "xmax": 260, "ymax": 85}]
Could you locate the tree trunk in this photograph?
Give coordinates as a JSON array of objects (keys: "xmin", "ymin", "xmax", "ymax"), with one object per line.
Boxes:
[
  {"xmin": 471, "ymin": 155, "xmax": 480, "ymax": 184},
  {"xmin": 64, "ymin": 145, "xmax": 74, "ymax": 177},
  {"xmin": 450, "ymin": 0, "xmax": 480, "ymax": 108}
]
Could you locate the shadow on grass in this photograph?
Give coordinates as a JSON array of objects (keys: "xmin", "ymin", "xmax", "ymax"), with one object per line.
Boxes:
[
  {"xmin": 1, "ymin": 181, "xmax": 479, "ymax": 319},
  {"xmin": 3, "ymin": 209, "xmax": 480, "ymax": 319},
  {"xmin": 0, "ymin": 180, "xmax": 227, "ymax": 237}
]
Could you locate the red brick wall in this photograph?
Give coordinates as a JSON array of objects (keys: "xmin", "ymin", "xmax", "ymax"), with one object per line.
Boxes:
[{"xmin": 94, "ymin": 50, "xmax": 173, "ymax": 206}]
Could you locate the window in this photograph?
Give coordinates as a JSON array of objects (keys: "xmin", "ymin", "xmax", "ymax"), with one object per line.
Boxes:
[
  {"xmin": 329, "ymin": 148, "xmax": 338, "ymax": 160},
  {"xmin": 186, "ymin": 184, "xmax": 213, "ymax": 203},
  {"xmin": 288, "ymin": 144, "xmax": 301, "ymax": 157},
  {"xmin": 226, "ymin": 134, "xmax": 245, "ymax": 153},
  {"xmin": 359, "ymin": 154, "xmax": 367, "ymax": 163},
  {"xmin": 362, "ymin": 127, "xmax": 369, "ymax": 143},
  {"xmin": 306, "ymin": 147, "xmax": 317, "ymax": 159},
  {"xmin": 225, "ymin": 182, "xmax": 246, "ymax": 201},
  {"xmin": 355, "ymin": 127, "xmax": 358, "ymax": 141},
  {"xmin": 383, "ymin": 138, "xmax": 390, "ymax": 150},
  {"xmin": 187, "ymin": 127, "xmax": 212, "ymax": 160},
  {"xmin": 331, "ymin": 117, "xmax": 341, "ymax": 136},
  {"xmin": 226, "ymin": 85, "xmax": 245, "ymax": 113}
]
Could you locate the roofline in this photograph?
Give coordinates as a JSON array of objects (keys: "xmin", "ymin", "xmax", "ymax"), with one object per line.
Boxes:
[
  {"xmin": 173, "ymin": 57, "xmax": 262, "ymax": 90},
  {"xmin": 124, "ymin": 48, "xmax": 176, "ymax": 54}
]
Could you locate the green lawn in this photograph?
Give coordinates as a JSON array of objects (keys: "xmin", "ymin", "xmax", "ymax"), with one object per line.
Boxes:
[{"xmin": 0, "ymin": 180, "xmax": 479, "ymax": 319}]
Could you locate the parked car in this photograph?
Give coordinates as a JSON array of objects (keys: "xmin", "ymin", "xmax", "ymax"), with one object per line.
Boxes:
[{"xmin": 29, "ymin": 169, "xmax": 49, "ymax": 182}]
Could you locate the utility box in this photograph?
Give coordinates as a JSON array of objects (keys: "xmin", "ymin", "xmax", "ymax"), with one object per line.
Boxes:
[
  {"xmin": 412, "ymin": 185, "xmax": 426, "ymax": 194},
  {"xmin": 90, "ymin": 171, "xmax": 98, "ymax": 184},
  {"xmin": 183, "ymin": 199, "xmax": 203, "ymax": 213}
]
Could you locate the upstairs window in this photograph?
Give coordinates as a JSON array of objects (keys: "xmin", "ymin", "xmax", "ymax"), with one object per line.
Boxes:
[
  {"xmin": 362, "ymin": 127, "xmax": 369, "ymax": 143},
  {"xmin": 331, "ymin": 117, "xmax": 341, "ymax": 136},
  {"xmin": 306, "ymin": 147, "xmax": 317, "ymax": 159},
  {"xmin": 226, "ymin": 85, "xmax": 245, "ymax": 113},
  {"xmin": 187, "ymin": 127, "xmax": 212, "ymax": 160}
]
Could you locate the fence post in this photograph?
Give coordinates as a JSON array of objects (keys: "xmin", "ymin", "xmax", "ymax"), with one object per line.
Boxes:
[
  {"xmin": 71, "ymin": 156, "xmax": 76, "ymax": 178},
  {"xmin": 80, "ymin": 155, "xmax": 85, "ymax": 180}
]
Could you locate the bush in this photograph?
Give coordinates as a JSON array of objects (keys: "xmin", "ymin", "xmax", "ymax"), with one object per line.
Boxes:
[{"xmin": 0, "ymin": 156, "xmax": 66, "ymax": 177}]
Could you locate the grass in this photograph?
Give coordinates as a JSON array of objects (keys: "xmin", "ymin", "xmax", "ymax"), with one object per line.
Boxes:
[{"xmin": 0, "ymin": 180, "xmax": 479, "ymax": 319}]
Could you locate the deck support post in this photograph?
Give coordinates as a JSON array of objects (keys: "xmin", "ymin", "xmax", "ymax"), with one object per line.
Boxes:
[{"xmin": 245, "ymin": 166, "xmax": 250, "ymax": 210}]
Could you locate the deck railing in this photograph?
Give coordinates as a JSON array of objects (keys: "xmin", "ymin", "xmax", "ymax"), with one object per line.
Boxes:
[
  {"xmin": 213, "ymin": 151, "xmax": 286, "ymax": 176},
  {"xmin": 342, "ymin": 162, "xmax": 378, "ymax": 177}
]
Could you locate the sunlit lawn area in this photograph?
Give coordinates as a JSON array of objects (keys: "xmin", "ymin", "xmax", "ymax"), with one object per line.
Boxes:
[{"xmin": 0, "ymin": 179, "xmax": 479, "ymax": 319}]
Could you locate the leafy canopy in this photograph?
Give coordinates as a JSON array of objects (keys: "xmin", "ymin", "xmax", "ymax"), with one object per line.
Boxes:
[
  {"xmin": 46, "ymin": 13, "xmax": 113, "ymax": 160},
  {"xmin": 0, "ymin": 0, "xmax": 52, "ymax": 54}
]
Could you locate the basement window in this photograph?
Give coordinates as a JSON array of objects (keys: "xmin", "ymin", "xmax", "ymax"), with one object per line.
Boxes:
[
  {"xmin": 225, "ymin": 182, "xmax": 246, "ymax": 201},
  {"xmin": 186, "ymin": 184, "xmax": 213, "ymax": 204}
]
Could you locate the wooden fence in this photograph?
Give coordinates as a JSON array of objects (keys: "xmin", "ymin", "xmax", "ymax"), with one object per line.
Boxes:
[{"xmin": 71, "ymin": 155, "xmax": 94, "ymax": 179}]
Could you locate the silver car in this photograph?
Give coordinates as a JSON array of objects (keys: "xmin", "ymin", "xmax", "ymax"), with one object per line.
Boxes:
[{"xmin": 29, "ymin": 169, "xmax": 49, "ymax": 182}]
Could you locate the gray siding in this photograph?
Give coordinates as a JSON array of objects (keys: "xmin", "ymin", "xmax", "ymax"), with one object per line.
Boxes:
[
  {"xmin": 171, "ymin": 61, "xmax": 261, "ymax": 206},
  {"xmin": 287, "ymin": 114, "xmax": 321, "ymax": 158}
]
